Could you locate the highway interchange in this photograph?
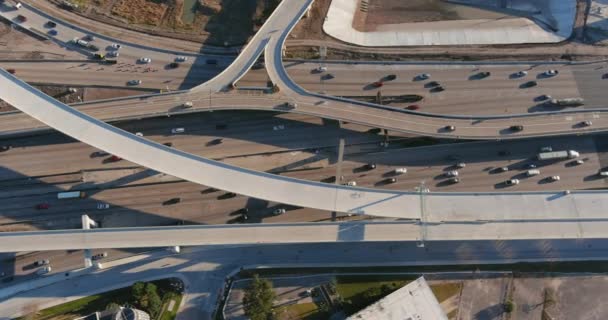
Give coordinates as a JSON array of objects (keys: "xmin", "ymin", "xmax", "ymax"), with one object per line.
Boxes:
[{"xmin": 3, "ymin": 0, "xmax": 608, "ymax": 316}]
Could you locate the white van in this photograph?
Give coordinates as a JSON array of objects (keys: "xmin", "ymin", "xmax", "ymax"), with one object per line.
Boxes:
[
  {"xmin": 15, "ymin": 2, "xmax": 22, "ymax": 9},
  {"xmin": 599, "ymin": 171, "xmax": 608, "ymax": 177},
  {"xmin": 526, "ymin": 169, "xmax": 540, "ymax": 177}
]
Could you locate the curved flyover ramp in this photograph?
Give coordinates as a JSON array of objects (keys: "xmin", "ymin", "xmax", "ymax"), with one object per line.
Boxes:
[{"xmin": 6, "ymin": 71, "xmax": 608, "ymax": 223}]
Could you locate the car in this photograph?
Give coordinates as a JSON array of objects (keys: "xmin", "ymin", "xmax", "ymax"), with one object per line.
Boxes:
[
  {"xmin": 222, "ymin": 192, "xmax": 237, "ymax": 199},
  {"xmin": 206, "ymin": 59, "xmax": 218, "ymax": 65},
  {"xmin": 445, "ymin": 170, "xmax": 459, "ymax": 177},
  {"xmin": 522, "ymin": 80, "xmax": 537, "ymax": 88},
  {"xmin": 432, "ymin": 86, "xmax": 445, "ymax": 92},
  {"xmin": 16, "ymin": 15, "xmax": 26, "ymax": 22},
  {"xmin": 47, "ymin": 29, "xmax": 58, "ymax": 36},
  {"xmin": 364, "ymin": 163, "xmax": 377, "ymax": 170},
  {"xmin": 168, "ymin": 62, "xmax": 179, "ymax": 69},
  {"xmin": 15, "ymin": 2, "xmax": 22, "ymax": 9},
  {"xmin": 372, "ymin": 81, "xmax": 383, "ymax": 88},
  {"xmin": 447, "ymin": 177, "xmax": 460, "ymax": 184},
  {"xmin": 406, "ymin": 105, "xmax": 420, "ymax": 110},
  {"xmin": 162, "ymin": 197, "xmax": 181, "ymax": 205},
  {"xmin": 548, "ymin": 175, "xmax": 561, "ymax": 182},
  {"xmin": 505, "ymin": 179, "xmax": 520, "ymax": 186},
  {"xmin": 171, "ymin": 128, "xmax": 185, "ymax": 134},
  {"xmin": 139, "ymin": 57, "xmax": 151, "ymax": 63},
  {"xmin": 427, "ymin": 81, "xmax": 440, "ymax": 87},
  {"xmin": 209, "ymin": 138, "xmax": 223, "ymax": 145},
  {"xmin": 182, "ymin": 101, "xmax": 193, "ymax": 108},
  {"xmin": 36, "ymin": 266, "xmax": 51, "ymax": 275},
  {"xmin": 316, "ymin": 66, "xmax": 327, "ymax": 72},
  {"xmin": 416, "ymin": 73, "xmax": 430, "ymax": 80},
  {"xmin": 497, "ymin": 166, "xmax": 509, "ymax": 172},
  {"xmin": 163, "ymin": 142, "xmax": 173, "ymax": 147},
  {"xmin": 35, "ymin": 203, "xmax": 50, "ymax": 210},
  {"xmin": 527, "ymin": 163, "xmax": 537, "ymax": 169},
  {"xmin": 92, "ymin": 150, "xmax": 109, "ymax": 157},
  {"xmin": 385, "ymin": 74, "xmax": 397, "ymax": 81},
  {"xmin": 93, "ymin": 53, "xmax": 105, "ymax": 60},
  {"xmin": 526, "ymin": 169, "xmax": 540, "ymax": 177},
  {"xmin": 109, "ymin": 155, "xmax": 122, "ymax": 162},
  {"xmin": 34, "ymin": 259, "xmax": 50, "ymax": 267},
  {"xmin": 384, "ymin": 177, "xmax": 397, "ymax": 184},
  {"xmin": 127, "ymin": 79, "xmax": 141, "ymax": 86},
  {"xmin": 0, "ymin": 145, "xmax": 11, "ymax": 152},
  {"xmin": 599, "ymin": 171, "xmax": 608, "ymax": 177},
  {"xmin": 46, "ymin": 21, "xmax": 57, "ymax": 28},
  {"xmin": 345, "ymin": 181, "xmax": 357, "ymax": 186},
  {"xmin": 581, "ymin": 120, "xmax": 592, "ymax": 127},
  {"xmin": 273, "ymin": 124, "xmax": 285, "ymax": 131},
  {"xmin": 510, "ymin": 125, "xmax": 524, "ymax": 132},
  {"xmin": 539, "ymin": 94, "xmax": 552, "ymax": 101},
  {"xmin": 6, "ymin": 69, "xmax": 15, "ymax": 75},
  {"xmin": 285, "ymin": 102, "xmax": 297, "ymax": 109},
  {"xmin": 539, "ymin": 146, "xmax": 553, "ymax": 152},
  {"xmin": 273, "ymin": 208, "xmax": 286, "ymax": 215},
  {"xmin": 476, "ymin": 71, "xmax": 491, "ymax": 79},
  {"xmin": 97, "ymin": 203, "xmax": 110, "ymax": 209},
  {"xmin": 175, "ymin": 56, "xmax": 188, "ymax": 62},
  {"xmin": 444, "ymin": 125, "xmax": 456, "ymax": 132},
  {"xmin": 107, "ymin": 51, "xmax": 119, "ymax": 58},
  {"xmin": 111, "ymin": 43, "xmax": 121, "ymax": 49},
  {"xmin": 572, "ymin": 159, "xmax": 585, "ymax": 165},
  {"xmin": 91, "ymin": 252, "xmax": 108, "ymax": 260},
  {"xmin": 455, "ymin": 162, "xmax": 466, "ymax": 169},
  {"xmin": 544, "ymin": 69, "xmax": 559, "ymax": 77},
  {"xmin": 514, "ymin": 71, "xmax": 528, "ymax": 77},
  {"xmin": 394, "ymin": 167, "xmax": 407, "ymax": 174},
  {"xmin": 322, "ymin": 73, "xmax": 334, "ymax": 80},
  {"xmin": 83, "ymin": 34, "xmax": 95, "ymax": 41}
]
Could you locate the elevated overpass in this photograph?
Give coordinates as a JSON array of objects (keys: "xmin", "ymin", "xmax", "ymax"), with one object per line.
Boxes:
[{"xmin": 2, "ymin": 220, "xmax": 608, "ymax": 252}]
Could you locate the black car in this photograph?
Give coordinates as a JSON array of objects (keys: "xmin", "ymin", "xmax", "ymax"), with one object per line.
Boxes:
[
  {"xmin": 162, "ymin": 197, "xmax": 181, "ymax": 205},
  {"xmin": 384, "ymin": 177, "xmax": 397, "ymax": 184},
  {"xmin": 322, "ymin": 73, "xmax": 335, "ymax": 80},
  {"xmin": 0, "ymin": 145, "xmax": 11, "ymax": 152},
  {"xmin": 385, "ymin": 74, "xmax": 397, "ymax": 81},
  {"xmin": 510, "ymin": 125, "xmax": 524, "ymax": 132},
  {"xmin": 219, "ymin": 192, "xmax": 237, "ymax": 200},
  {"xmin": 208, "ymin": 138, "xmax": 223, "ymax": 145},
  {"xmin": 444, "ymin": 125, "xmax": 455, "ymax": 132},
  {"xmin": 476, "ymin": 71, "xmax": 491, "ymax": 79},
  {"xmin": 364, "ymin": 163, "xmax": 377, "ymax": 170},
  {"xmin": 163, "ymin": 142, "xmax": 173, "ymax": 147},
  {"xmin": 46, "ymin": 21, "xmax": 57, "ymax": 28},
  {"xmin": 522, "ymin": 80, "xmax": 537, "ymax": 88},
  {"xmin": 432, "ymin": 86, "xmax": 445, "ymax": 92},
  {"xmin": 427, "ymin": 81, "xmax": 440, "ymax": 87},
  {"xmin": 168, "ymin": 62, "xmax": 179, "ymax": 69},
  {"xmin": 448, "ymin": 177, "xmax": 460, "ymax": 184}
]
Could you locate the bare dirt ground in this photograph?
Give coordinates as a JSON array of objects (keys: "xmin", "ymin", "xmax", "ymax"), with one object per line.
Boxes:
[
  {"xmin": 45, "ymin": 0, "xmax": 278, "ymax": 46},
  {"xmin": 0, "ymin": 19, "xmax": 82, "ymax": 60}
]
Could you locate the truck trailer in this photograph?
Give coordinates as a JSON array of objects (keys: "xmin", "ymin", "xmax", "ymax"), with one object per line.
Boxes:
[
  {"xmin": 57, "ymin": 191, "xmax": 86, "ymax": 199},
  {"xmin": 537, "ymin": 150, "xmax": 579, "ymax": 161}
]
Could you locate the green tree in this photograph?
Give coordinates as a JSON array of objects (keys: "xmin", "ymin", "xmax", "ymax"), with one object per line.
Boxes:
[
  {"xmin": 243, "ymin": 274, "xmax": 276, "ymax": 320},
  {"xmin": 131, "ymin": 282, "xmax": 162, "ymax": 318}
]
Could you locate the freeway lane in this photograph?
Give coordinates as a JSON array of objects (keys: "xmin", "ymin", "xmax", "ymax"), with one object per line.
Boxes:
[{"xmin": 6, "ymin": 70, "xmax": 608, "ymax": 223}]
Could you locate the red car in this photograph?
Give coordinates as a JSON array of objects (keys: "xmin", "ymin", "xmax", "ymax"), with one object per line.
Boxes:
[
  {"xmin": 372, "ymin": 81, "xmax": 383, "ymax": 88},
  {"xmin": 109, "ymin": 155, "xmax": 122, "ymax": 162},
  {"xmin": 406, "ymin": 105, "xmax": 420, "ymax": 110},
  {"xmin": 36, "ymin": 203, "xmax": 50, "ymax": 210},
  {"xmin": 6, "ymin": 69, "xmax": 15, "ymax": 74},
  {"xmin": 16, "ymin": 15, "xmax": 26, "ymax": 22}
]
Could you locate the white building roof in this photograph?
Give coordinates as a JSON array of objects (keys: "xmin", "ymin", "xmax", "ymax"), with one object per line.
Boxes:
[{"xmin": 347, "ymin": 277, "xmax": 447, "ymax": 320}]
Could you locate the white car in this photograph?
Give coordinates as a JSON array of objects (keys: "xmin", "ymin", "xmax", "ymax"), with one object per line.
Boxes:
[
  {"xmin": 273, "ymin": 124, "xmax": 285, "ymax": 131},
  {"xmin": 317, "ymin": 66, "xmax": 327, "ymax": 72},
  {"xmin": 455, "ymin": 162, "xmax": 466, "ymax": 168},
  {"xmin": 139, "ymin": 57, "xmax": 151, "ymax": 64},
  {"xmin": 505, "ymin": 179, "xmax": 520, "ymax": 186},
  {"xmin": 171, "ymin": 128, "xmax": 185, "ymax": 134},
  {"xmin": 107, "ymin": 51, "xmax": 119, "ymax": 58},
  {"xmin": 548, "ymin": 175, "xmax": 561, "ymax": 182},
  {"xmin": 445, "ymin": 170, "xmax": 459, "ymax": 177},
  {"xmin": 135, "ymin": 132, "xmax": 143, "ymax": 137},
  {"xmin": 581, "ymin": 120, "xmax": 592, "ymax": 127},
  {"xmin": 111, "ymin": 43, "xmax": 121, "ymax": 49},
  {"xmin": 175, "ymin": 56, "xmax": 188, "ymax": 62},
  {"xmin": 182, "ymin": 101, "xmax": 193, "ymax": 108},
  {"xmin": 515, "ymin": 71, "xmax": 528, "ymax": 77},
  {"xmin": 544, "ymin": 69, "xmax": 559, "ymax": 76},
  {"xmin": 127, "ymin": 79, "xmax": 141, "ymax": 86},
  {"xmin": 394, "ymin": 168, "xmax": 407, "ymax": 174},
  {"xmin": 346, "ymin": 181, "xmax": 357, "ymax": 186},
  {"xmin": 273, "ymin": 208, "xmax": 286, "ymax": 215},
  {"xmin": 36, "ymin": 266, "xmax": 51, "ymax": 275},
  {"xmin": 97, "ymin": 203, "xmax": 110, "ymax": 209}
]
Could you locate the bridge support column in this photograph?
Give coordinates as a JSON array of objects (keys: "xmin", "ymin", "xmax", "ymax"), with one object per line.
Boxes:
[
  {"xmin": 81, "ymin": 214, "xmax": 97, "ymax": 268},
  {"xmin": 332, "ymin": 138, "xmax": 345, "ymax": 221}
]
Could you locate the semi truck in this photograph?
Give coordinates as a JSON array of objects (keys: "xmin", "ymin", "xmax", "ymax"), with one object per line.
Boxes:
[
  {"xmin": 537, "ymin": 150, "xmax": 579, "ymax": 161},
  {"xmin": 548, "ymin": 98, "xmax": 584, "ymax": 107},
  {"xmin": 57, "ymin": 191, "xmax": 86, "ymax": 199}
]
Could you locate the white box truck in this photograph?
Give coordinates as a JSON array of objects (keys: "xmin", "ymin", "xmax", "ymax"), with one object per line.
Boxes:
[
  {"xmin": 537, "ymin": 150, "xmax": 579, "ymax": 161},
  {"xmin": 57, "ymin": 191, "xmax": 86, "ymax": 199}
]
